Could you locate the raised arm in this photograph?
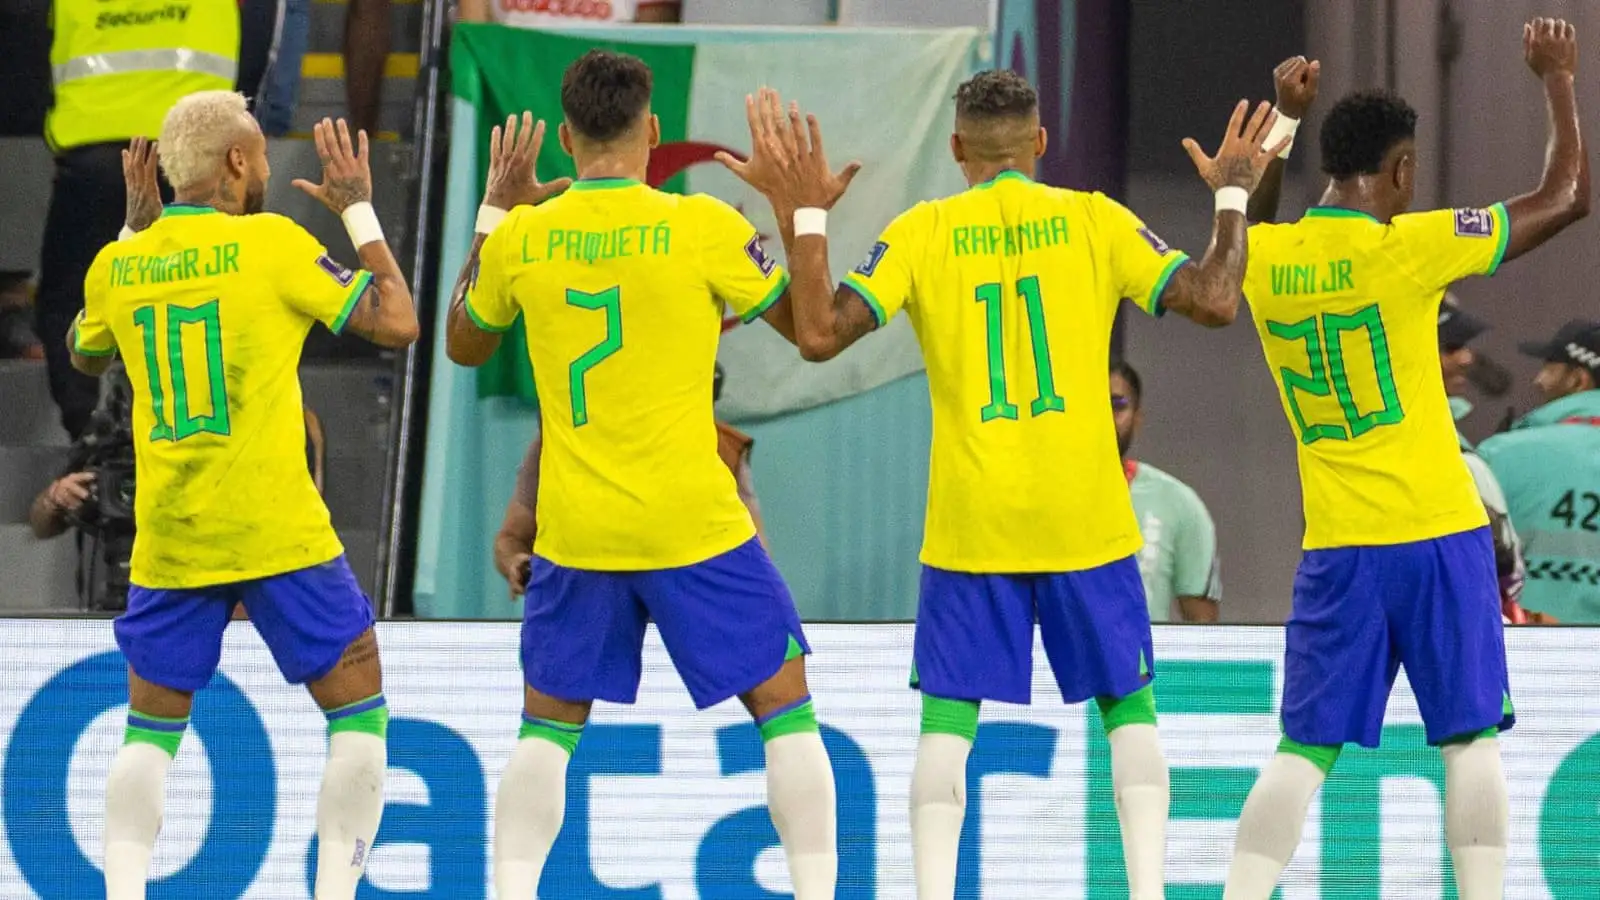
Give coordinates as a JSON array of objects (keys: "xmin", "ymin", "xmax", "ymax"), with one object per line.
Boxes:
[
  {"xmin": 1159, "ymin": 100, "xmax": 1291, "ymax": 327},
  {"xmin": 293, "ymin": 118, "xmax": 418, "ymax": 347},
  {"xmin": 1500, "ymin": 18, "xmax": 1589, "ymax": 265},
  {"xmin": 1246, "ymin": 56, "xmax": 1321, "ymax": 224},
  {"xmin": 446, "ymin": 113, "xmax": 571, "ymax": 367},
  {"xmin": 718, "ymin": 89, "xmax": 872, "ymax": 362}
]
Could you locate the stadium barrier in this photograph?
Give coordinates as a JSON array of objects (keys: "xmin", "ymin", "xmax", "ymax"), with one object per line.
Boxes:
[{"xmin": 2, "ymin": 620, "xmax": 1595, "ymax": 898}]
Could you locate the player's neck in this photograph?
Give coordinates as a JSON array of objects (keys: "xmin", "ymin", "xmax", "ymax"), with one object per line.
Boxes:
[
  {"xmin": 173, "ymin": 183, "xmax": 245, "ymax": 216},
  {"xmin": 573, "ymin": 155, "xmax": 646, "ymax": 184},
  {"xmin": 965, "ymin": 161, "xmax": 1035, "ymax": 188},
  {"xmin": 1317, "ymin": 183, "xmax": 1390, "ymax": 223}
]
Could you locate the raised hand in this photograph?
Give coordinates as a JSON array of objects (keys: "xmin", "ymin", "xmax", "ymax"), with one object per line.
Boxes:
[
  {"xmin": 717, "ymin": 86, "xmax": 862, "ymax": 211},
  {"xmin": 1182, "ymin": 100, "xmax": 1289, "ymax": 194},
  {"xmin": 1273, "ymin": 56, "xmax": 1321, "ymax": 119},
  {"xmin": 1525, "ymin": 17, "xmax": 1577, "ymax": 78},
  {"xmin": 122, "ymin": 137, "xmax": 163, "ymax": 232},
  {"xmin": 292, "ymin": 118, "xmax": 373, "ymax": 215},
  {"xmin": 483, "ymin": 112, "xmax": 571, "ymax": 210}
]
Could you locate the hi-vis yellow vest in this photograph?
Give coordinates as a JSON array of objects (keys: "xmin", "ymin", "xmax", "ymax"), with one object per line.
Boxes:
[{"xmin": 47, "ymin": 0, "xmax": 240, "ymax": 151}]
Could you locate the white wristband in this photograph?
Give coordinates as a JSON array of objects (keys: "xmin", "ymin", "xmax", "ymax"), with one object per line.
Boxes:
[
  {"xmin": 1265, "ymin": 110, "xmax": 1300, "ymax": 159},
  {"xmin": 793, "ymin": 207, "xmax": 827, "ymax": 237},
  {"xmin": 1215, "ymin": 186, "xmax": 1250, "ymax": 216},
  {"xmin": 117, "ymin": 225, "xmax": 136, "ymax": 242},
  {"xmin": 476, "ymin": 204, "xmax": 508, "ymax": 235},
  {"xmin": 341, "ymin": 201, "xmax": 384, "ymax": 248}
]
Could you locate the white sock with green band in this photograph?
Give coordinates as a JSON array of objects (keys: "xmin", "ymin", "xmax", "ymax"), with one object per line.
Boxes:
[
  {"xmin": 495, "ymin": 715, "xmax": 583, "ymax": 900},
  {"xmin": 912, "ymin": 694, "xmax": 978, "ymax": 900},
  {"xmin": 1224, "ymin": 740, "xmax": 1337, "ymax": 900},
  {"xmin": 314, "ymin": 695, "xmax": 389, "ymax": 900},
  {"xmin": 1098, "ymin": 686, "xmax": 1168, "ymax": 900},
  {"xmin": 104, "ymin": 712, "xmax": 188, "ymax": 900}
]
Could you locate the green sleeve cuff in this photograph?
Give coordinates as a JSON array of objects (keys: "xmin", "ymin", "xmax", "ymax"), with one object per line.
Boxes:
[
  {"xmin": 740, "ymin": 270, "xmax": 791, "ymax": 323},
  {"xmin": 328, "ymin": 270, "xmax": 373, "ymax": 335},
  {"xmin": 464, "ymin": 291, "xmax": 516, "ymax": 333},
  {"xmin": 841, "ymin": 274, "xmax": 889, "ymax": 327},
  {"xmin": 73, "ymin": 337, "xmax": 116, "ymax": 357},
  {"xmin": 1485, "ymin": 202, "xmax": 1511, "ymax": 277},
  {"xmin": 1144, "ymin": 252, "xmax": 1191, "ymax": 317}
]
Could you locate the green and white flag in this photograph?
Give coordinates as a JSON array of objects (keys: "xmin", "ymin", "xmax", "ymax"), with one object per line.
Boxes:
[{"xmin": 450, "ymin": 23, "xmax": 983, "ymax": 421}]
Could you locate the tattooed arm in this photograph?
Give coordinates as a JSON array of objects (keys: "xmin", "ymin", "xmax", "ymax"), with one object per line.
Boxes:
[
  {"xmin": 445, "ymin": 232, "xmax": 500, "ymax": 366},
  {"xmin": 293, "ymin": 118, "xmax": 419, "ymax": 347}
]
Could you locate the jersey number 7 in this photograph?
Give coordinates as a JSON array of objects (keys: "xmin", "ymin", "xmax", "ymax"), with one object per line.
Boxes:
[
  {"xmin": 1266, "ymin": 304, "xmax": 1404, "ymax": 444},
  {"xmin": 566, "ymin": 286, "xmax": 623, "ymax": 428},
  {"xmin": 976, "ymin": 275, "xmax": 1065, "ymax": 422},
  {"xmin": 131, "ymin": 300, "xmax": 232, "ymax": 442}
]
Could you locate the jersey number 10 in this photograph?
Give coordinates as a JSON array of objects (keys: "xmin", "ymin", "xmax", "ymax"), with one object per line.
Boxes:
[
  {"xmin": 132, "ymin": 301, "xmax": 232, "ymax": 442},
  {"xmin": 976, "ymin": 275, "xmax": 1065, "ymax": 422},
  {"xmin": 1267, "ymin": 304, "xmax": 1404, "ymax": 444}
]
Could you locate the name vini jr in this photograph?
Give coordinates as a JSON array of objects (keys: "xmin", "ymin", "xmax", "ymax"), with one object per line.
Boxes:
[{"xmin": 1270, "ymin": 259, "xmax": 1355, "ymax": 296}]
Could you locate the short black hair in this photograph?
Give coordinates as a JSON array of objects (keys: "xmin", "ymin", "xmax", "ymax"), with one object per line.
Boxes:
[
  {"xmin": 1319, "ymin": 89, "xmax": 1418, "ymax": 179},
  {"xmin": 1110, "ymin": 358, "xmax": 1142, "ymax": 406},
  {"xmin": 954, "ymin": 69, "xmax": 1038, "ymax": 120},
  {"xmin": 561, "ymin": 50, "xmax": 653, "ymax": 143}
]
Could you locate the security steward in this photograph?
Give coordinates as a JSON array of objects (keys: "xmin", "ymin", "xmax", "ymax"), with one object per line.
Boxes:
[{"xmin": 38, "ymin": 0, "xmax": 239, "ymax": 439}]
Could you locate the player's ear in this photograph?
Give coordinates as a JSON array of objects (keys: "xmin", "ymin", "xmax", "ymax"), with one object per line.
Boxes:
[
  {"xmin": 949, "ymin": 133, "xmax": 965, "ymax": 165},
  {"xmin": 557, "ymin": 122, "xmax": 574, "ymax": 158},
  {"xmin": 226, "ymin": 144, "xmax": 247, "ymax": 180},
  {"xmin": 647, "ymin": 114, "xmax": 661, "ymax": 149},
  {"xmin": 1035, "ymin": 126, "xmax": 1047, "ymax": 159},
  {"xmin": 1393, "ymin": 149, "xmax": 1416, "ymax": 196}
]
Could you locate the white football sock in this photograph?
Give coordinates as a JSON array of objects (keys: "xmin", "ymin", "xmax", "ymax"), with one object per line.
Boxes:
[
  {"xmin": 1444, "ymin": 736, "xmax": 1508, "ymax": 900},
  {"xmin": 1108, "ymin": 723, "xmax": 1170, "ymax": 900},
  {"xmin": 314, "ymin": 731, "xmax": 387, "ymax": 900},
  {"xmin": 104, "ymin": 741, "xmax": 172, "ymax": 900},
  {"xmin": 1223, "ymin": 753, "xmax": 1327, "ymax": 900},
  {"xmin": 494, "ymin": 736, "xmax": 572, "ymax": 899},
  {"xmin": 911, "ymin": 732, "xmax": 972, "ymax": 900},
  {"xmin": 764, "ymin": 731, "xmax": 838, "ymax": 900}
]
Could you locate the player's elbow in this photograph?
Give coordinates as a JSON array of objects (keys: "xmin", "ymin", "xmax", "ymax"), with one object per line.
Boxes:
[
  {"xmin": 797, "ymin": 333, "xmax": 841, "ymax": 362},
  {"xmin": 374, "ymin": 318, "xmax": 421, "ymax": 349},
  {"xmin": 69, "ymin": 351, "xmax": 111, "ymax": 376}
]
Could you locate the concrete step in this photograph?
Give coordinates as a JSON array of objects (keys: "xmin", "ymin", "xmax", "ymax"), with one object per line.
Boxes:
[
  {"xmin": 0, "ymin": 360, "xmax": 69, "ymax": 448},
  {"xmin": 0, "ymin": 522, "xmax": 83, "ymax": 612},
  {"xmin": 0, "ymin": 445, "xmax": 66, "ymax": 524}
]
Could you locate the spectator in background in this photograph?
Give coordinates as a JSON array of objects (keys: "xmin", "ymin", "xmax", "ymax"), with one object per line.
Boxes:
[
  {"xmin": 37, "ymin": 0, "xmax": 238, "ymax": 439},
  {"xmin": 238, "ymin": 0, "xmax": 392, "ymax": 137},
  {"xmin": 494, "ymin": 363, "xmax": 762, "ymax": 597},
  {"xmin": 1479, "ymin": 320, "xmax": 1600, "ymax": 624},
  {"xmin": 1438, "ymin": 295, "xmax": 1530, "ymax": 624},
  {"xmin": 1112, "ymin": 360, "xmax": 1222, "ymax": 623},
  {"xmin": 458, "ymin": 0, "xmax": 682, "ymax": 25}
]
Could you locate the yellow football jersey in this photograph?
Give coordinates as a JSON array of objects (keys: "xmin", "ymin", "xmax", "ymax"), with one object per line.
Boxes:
[
  {"xmin": 1244, "ymin": 204, "xmax": 1508, "ymax": 549},
  {"xmin": 842, "ymin": 170, "xmax": 1189, "ymax": 572},
  {"xmin": 76, "ymin": 205, "xmax": 370, "ymax": 588},
  {"xmin": 465, "ymin": 178, "xmax": 787, "ymax": 569}
]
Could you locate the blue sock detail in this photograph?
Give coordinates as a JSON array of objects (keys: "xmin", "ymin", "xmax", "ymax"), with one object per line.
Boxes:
[{"xmin": 755, "ymin": 694, "xmax": 812, "ymax": 728}]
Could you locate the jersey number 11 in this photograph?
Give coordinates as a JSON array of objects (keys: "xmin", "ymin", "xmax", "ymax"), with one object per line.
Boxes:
[{"xmin": 976, "ymin": 275, "xmax": 1065, "ymax": 422}]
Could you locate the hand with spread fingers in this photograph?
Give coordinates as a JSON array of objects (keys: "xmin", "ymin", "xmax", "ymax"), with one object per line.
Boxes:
[
  {"xmin": 1273, "ymin": 55, "xmax": 1322, "ymax": 119},
  {"xmin": 122, "ymin": 137, "xmax": 163, "ymax": 233},
  {"xmin": 484, "ymin": 112, "xmax": 572, "ymax": 210},
  {"xmin": 1183, "ymin": 100, "xmax": 1291, "ymax": 194},
  {"xmin": 717, "ymin": 86, "xmax": 862, "ymax": 212},
  {"xmin": 292, "ymin": 117, "xmax": 374, "ymax": 215}
]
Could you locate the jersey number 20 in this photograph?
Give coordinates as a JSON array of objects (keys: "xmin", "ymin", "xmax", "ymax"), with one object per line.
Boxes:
[
  {"xmin": 131, "ymin": 301, "xmax": 232, "ymax": 442},
  {"xmin": 975, "ymin": 275, "xmax": 1065, "ymax": 422},
  {"xmin": 1267, "ymin": 304, "xmax": 1403, "ymax": 444}
]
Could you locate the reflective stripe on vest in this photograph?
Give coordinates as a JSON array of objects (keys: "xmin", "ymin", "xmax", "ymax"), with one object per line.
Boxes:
[{"xmin": 53, "ymin": 49, "xmax": 237, "ymax": 86}]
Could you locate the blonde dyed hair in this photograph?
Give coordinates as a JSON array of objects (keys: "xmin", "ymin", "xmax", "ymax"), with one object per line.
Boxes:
[{"xmin": 157, "ymin": 91, "xmax": 256, "ymax": 192}]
